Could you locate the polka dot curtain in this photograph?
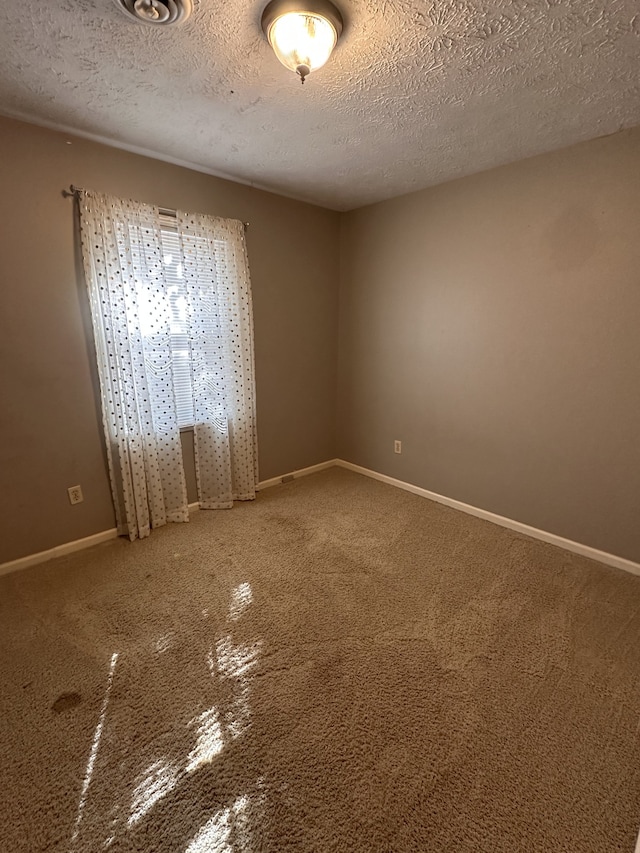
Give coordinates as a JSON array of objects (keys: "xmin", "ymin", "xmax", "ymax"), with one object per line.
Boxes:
[
  {"xmin": 78, "ymin": 191, "xmax": 258, "ymax": 540},
  {"xmin": 176, "ymin": 211, "xmax": 258, "ymax": 509}
]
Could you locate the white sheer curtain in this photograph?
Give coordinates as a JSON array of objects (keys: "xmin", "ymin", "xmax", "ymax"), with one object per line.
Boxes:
[
  {"xmin": 177, "ymin": 211, "xmax": 258, "ymax": 509},
  {"xmin": 78, "ymin": 191, "xmax": 258, "ymax": 540}
]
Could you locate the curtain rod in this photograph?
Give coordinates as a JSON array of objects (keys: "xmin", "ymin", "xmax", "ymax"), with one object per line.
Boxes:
[{"xmin": 63, "ymin": 185, "xmax": 249, "ymax": 230}]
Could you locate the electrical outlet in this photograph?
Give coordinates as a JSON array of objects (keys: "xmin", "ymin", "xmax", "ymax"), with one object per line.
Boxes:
[
  {"xmin": 394, "ymin": 440, "xmax": 402, "ymax": 454},
  {"xmin": 68, "ymin": 485, "xmax": 84, "ymax": 505}
]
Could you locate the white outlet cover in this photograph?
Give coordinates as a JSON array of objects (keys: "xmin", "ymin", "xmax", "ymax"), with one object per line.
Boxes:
[{"xmin": 68, "ymin": 485, "xmax": 84, "ymax": 505}]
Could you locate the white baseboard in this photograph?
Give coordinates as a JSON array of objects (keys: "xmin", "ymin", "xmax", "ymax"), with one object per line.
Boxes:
[
  {"xmin": 335, "ymin": 459, "xmax": 640, "ymax": 577},
  {"xmin": 3, "ymin": 458, "xmax": 637, "ymax": 579},
  {"xmin": 0, "ymin": 460, "xmax": 339, "ymax": 576},
  {"xmin": 257, "ymin": 458, "xmax": 338, "ymax": 491},
  {"xmin": 0, "ymin": 528, "xmax": 119, "ymax": 577}
]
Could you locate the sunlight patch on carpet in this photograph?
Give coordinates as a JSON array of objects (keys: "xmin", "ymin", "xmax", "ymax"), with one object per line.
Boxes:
[
  {"xmin": 186, "ymin": 707, "xmax": 224, "ymax": 773},
  {"xmin": 155, "ymin": 633, "xmax": 174, "ymax": 654},
  {"xmin": 209, "ymin": 636, "xmax": 262, "ymax": 740},
  {"xmin": 228, "ymin": 583, "xmax": 253, "ymax": 621},
  {"xmin": 70, "ymin": 652, "xmax": 119, "ymax": 848},
  {"xmin": 185, "ymin": 794, "xmax": 251, "ymax": 853},
  {"xmin": 213, "ymin": 636, "xmax": 261, "ymax": 681},
  {"xmin": 128, "ymin": 758, "xmax": 179, "ymax": 826}
]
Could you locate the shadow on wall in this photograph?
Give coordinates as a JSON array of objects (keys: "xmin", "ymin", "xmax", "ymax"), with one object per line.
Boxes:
[{"xmin": 71, "ymin": 196, "xmax": 112, "ymax": 486}]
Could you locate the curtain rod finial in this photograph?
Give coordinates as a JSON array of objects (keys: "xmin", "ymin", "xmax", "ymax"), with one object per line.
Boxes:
[{"xmin": 62, "ymin": 184, "xmax": 84, "ymax": 198}]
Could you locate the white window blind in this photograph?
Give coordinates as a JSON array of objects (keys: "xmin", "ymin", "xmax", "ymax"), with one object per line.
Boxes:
[
  {"xmin": 159, "ymin": 215, "xmax": 233, "ymax": 429},
  {"xmin": 159, "ymin": 218, "xmax": 194, "ymax": 428}
]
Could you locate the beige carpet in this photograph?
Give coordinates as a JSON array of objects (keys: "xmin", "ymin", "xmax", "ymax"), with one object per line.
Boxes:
[{"xmin": 1, "ymin": 467, "xmax": 639, "ymax": 852}]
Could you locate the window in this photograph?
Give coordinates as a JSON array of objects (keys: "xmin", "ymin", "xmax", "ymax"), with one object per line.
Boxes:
[
  {"xmin": 159, "ymin": 216, "xmax": 194, "ymax": 428},
  {"xmin": 79, "ymin": 190, "xmax": 258, "ymax": 539}
]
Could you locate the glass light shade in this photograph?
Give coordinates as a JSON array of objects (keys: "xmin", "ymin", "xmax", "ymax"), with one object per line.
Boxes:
[
  {"xmin": 268, "ymin": 12, "xmax": 337, "ymax": 80},
  {"xmin": 133, "ymin": 0, "xmax": 172, "ymax": 22}
]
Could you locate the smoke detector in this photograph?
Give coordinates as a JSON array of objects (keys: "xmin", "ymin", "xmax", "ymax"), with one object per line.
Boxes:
[{"xmin": 114, "ymin": 0, "xmax": 193, "ymax": 25}]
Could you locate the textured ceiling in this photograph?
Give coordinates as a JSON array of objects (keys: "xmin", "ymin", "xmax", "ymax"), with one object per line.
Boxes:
[{"xmin": 0, "ymin": 0, "xmax": 638, "ymax": 210}]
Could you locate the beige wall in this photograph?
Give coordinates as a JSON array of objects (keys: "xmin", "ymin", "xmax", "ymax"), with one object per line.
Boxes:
[
  {"xmin": 337, "ymin": 128, "xmax": 640, "ymax": 563},
  {"xmin": 0, "ymin": 116, "xmax": 340, "ymax": 563},
  {"xmin": 2, "ymin": 115, "xmax": 639, "ymax": 566}
]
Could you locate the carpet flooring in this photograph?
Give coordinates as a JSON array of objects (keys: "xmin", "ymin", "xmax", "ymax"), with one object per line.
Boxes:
[{"xmin": 1, "ymin": 467, "xmax": 639, "ymax": 852}]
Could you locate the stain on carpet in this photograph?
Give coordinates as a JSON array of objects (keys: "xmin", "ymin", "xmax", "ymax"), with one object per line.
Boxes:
[{"xmin": 51, "ymin": 692, "xmax": 82, "ymax": 713}]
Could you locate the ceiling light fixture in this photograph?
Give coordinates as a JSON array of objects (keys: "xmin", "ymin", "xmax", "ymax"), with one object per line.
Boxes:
[
  {"xmin": 114, "ymin": 0, "xmax": 192, "ymax": 26},
  {"xmin": 261, "ymin": 0, "xmax": 343, "ymax": 84}
]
